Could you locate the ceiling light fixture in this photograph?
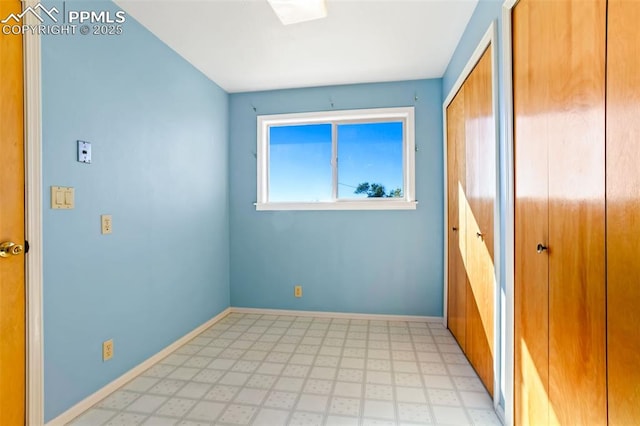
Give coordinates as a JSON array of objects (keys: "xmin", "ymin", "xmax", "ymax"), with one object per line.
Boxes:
[{"xmin": 267, "ymin": 0, "xmax": 327, "ymax": 26}]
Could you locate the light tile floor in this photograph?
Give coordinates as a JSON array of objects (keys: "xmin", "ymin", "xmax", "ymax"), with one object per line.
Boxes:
[{"xmin": 69, "ymin": 313, "xmax": 501, "ymax": 426}]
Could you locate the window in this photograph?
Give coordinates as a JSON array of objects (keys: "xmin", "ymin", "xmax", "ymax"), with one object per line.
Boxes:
[{"xmin": 256, "ymin": 107, "xmax": 416, "ymax": 210}]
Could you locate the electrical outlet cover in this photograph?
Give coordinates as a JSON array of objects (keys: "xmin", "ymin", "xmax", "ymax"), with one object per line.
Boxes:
[
  {"xmin": 101, "ymin": 215, "xmax": 112, "ymax": 234},
  {"xmin": 103, "ymin": 339, "xmax": 114, "ymax": 361}
]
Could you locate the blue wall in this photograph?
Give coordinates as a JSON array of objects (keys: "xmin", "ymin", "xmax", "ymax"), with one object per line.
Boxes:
[
  {"xmin": 229, "ymin": 80, "xmax": 444, "ymax": 316},
  {"xmin": 443, "ymin": 0, "xmax": 503, "ymax": 97},
  {"xmin": 442, "ymin": 0, "xmax": 507, "ymax": 412},
  {"xmin": 41, "ymin": 1, "xmax": 230, "ymax": 421}
]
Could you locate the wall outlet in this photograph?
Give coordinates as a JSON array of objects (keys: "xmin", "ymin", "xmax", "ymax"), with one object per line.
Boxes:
[
  {"xmin": 294, "ymin": 285, "xmax": 302, "ymax": 298},
  {"xmin": 103, "ymin": 339, "xmax": 114, "ymax": 361},
  {"xmin": 101, "ymin": 215, "xmax": 112, "ymax": 234}
]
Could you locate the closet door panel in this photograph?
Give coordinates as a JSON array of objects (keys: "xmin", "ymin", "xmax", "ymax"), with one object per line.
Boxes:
[
  {"xmin": 446, "ymin": 87, "xmax": 467, "ymax": 350},
  {"xmin": 465, "ymin": 61, "xmax": 481, "ymax": 378},
  {"xmin": 514, "ymin": 1, "xmax": 606, "ymax": 424},
  {"xmin": 464, "ymin": 47, "xmax": 495, "ymax": 396},
  {"xmin": 607, "ymin": 0, "xmax": 640, "ymax": 423},
  {"xmin": 513, "ymin": 0, "xmax": 551, "ymax": 422},
  {"xmin": 546, "ymin": 1, "xmax": 607, "ymax": 424}
]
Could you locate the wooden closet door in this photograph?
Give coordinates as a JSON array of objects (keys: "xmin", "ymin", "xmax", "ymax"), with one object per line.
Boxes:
[
  {"xmin": 514, "ymin": 0, "xmax": 607, "ymax": 424},
  {"xmin": 546, "ymin": 0, "xmax": 606, "ymax": 424},
  {"xmin": 607, "ymin": 0, "xmax": 640, "ymax": 423},
  {"xmin": 513, "ymin": 1, "xmax": 550, "ymax": 422},
  {"xmin": 464, "ymin": 46, "xmax": 495, "ymax": 396},
  {"xmin": 446, "ymin": 87, "xmax": 467, "ymax": 350}
]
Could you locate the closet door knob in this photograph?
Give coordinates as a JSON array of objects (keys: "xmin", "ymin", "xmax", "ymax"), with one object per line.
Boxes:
[
  {"xmin": 452, "ymin": 227, "xmax": 458, "ymax": 232},
  {"xmin": 476, "ymin": 232, "xmax": 484, "ymax": 240},
  {"xmin": 536, "ymin": 243, "xmax": 548, "ymax": 253}
]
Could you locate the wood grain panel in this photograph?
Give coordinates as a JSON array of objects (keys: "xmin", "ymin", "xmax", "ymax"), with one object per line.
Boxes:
[
  {"xmin": 446, "ymin": 87, "xmax": 467, "ymax": 351},
  {"xmin": 606, "ymin": 0, "xmax": 640, "ymax": 423},
  {"xmin": 513, "ymin": 0, "xmax": 606, "ymax": 424},
  {"xmin": 464, "ymin": 60, "xmax": 481, "ymax": 392},
  {"xmin": 464, "ymin": 46, "xmax": 495, "ymax": 397},
  {"xmin": 0, "ymin": 1, "xmax": 26, "ymax": 424},
  {"xmin": 513, "ymin": 0, "xmax": 551, "ymax": 423},
  {"xmin": 546, "ymin": 1, "xmax": 606, "ymax": 424}
]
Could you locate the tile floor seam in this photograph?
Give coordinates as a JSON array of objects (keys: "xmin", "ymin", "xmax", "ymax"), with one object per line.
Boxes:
[
  {"xmin": 283, "ymin": 315, "xmax": 315, "ymax": 426},
  {"xmin": 322, "ymin": 318, "xmax": 347, "ymax": 426},
  {"xmin": 357, "ymin": 319, "xmax": 369, "ymax": 426},
  {"xmin": 388, "ymin": 323, "xmax": 401, "ymax": 426},
  {"xmin": 412, "ymin": 321, "xmax": 437, "ymax": 425}
]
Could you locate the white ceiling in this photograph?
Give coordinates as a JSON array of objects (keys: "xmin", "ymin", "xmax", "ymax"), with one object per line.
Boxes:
[{"xmin": 114, "ymin": 0, "xmax": 478, "ymax": 93}]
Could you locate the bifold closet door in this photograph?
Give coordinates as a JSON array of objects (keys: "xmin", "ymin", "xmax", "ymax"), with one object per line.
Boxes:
[
  {"xmin": 513, "ymin": 0, "xmax": 550, "ymax": 421},
  {"xmin": 446, "ymin": 86, "xmax": 467, "ymax": 351},
  {"xmin": 514, "ymin": 0, "xmax": 607, "ymax": 424},
  {"xmin": 464, "ymin": 46, "xmax": 495, "ymax": 397},
  {"xmin": 607, "ymin": 0, "xmax": 640, "ymax": 423},
  {"xmin": 546, "ymin": 0, "xmax": 607, "ymax": 420}
]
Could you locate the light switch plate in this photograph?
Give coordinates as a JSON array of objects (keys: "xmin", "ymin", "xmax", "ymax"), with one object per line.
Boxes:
[
  {"xmin": 78, "ymin": 140, "xmax": 91, "ymax": 164},
  {"xmin": 51, "ymin": 186, "xmax": 74, "ymax": 209}
]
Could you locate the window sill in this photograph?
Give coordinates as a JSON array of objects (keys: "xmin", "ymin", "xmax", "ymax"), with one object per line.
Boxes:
[{"xmin": 255, "ymin": 200, "xmax": 418, "ymax": 211}]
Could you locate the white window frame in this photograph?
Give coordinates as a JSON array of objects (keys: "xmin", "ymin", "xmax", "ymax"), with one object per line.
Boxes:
[{"xmin": 256, "ymin": 107, "xmax": 417, "ymax": 211}]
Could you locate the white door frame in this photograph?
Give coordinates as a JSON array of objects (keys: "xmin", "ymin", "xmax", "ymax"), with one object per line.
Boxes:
[
  {"xmin": 503, "ymin": 3, "xmax": 627, "ymax": 423},
  {"xmin": 442, "ymin": 2, "xmax": 521, "ymax": 422},
  {"xmin": 441, "ymin": 21, "xmax": 501, "ymax": 414},
  {"xmin": 500, "ymin": 1, "xmax": 518, "ymax": 425},
  {"xmin": 23, "ymin": 2, "xmax": 44, "ymax": 423}
]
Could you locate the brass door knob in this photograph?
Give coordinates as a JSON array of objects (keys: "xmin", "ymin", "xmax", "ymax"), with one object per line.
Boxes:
[
  {"xmin": 536, "ymin": 243, "xmax": 548, "ymax": 254},
  {"xmin": 0, "ymin": 241, "xmax": 24, "ymax": 258}
]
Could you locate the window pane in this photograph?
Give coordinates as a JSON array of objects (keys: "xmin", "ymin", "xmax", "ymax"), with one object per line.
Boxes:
[
  {"xmin": 269, "ymin": 124, "xmax": 332, "ymax": 202},
  {"xmin": 337, "ymin": 122, "xmax": 404, "ymax": 199}
]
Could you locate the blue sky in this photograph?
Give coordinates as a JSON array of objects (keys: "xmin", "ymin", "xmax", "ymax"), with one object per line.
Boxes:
[{"xmin": 269, "ymin": 122, "xmax": 403, "ymax": 202}]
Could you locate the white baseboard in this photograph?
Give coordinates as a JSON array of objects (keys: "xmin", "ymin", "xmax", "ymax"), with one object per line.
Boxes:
[
  {"xmin": 45, "ymin": 307, "xmax": 232, "ymax": 426},
  {"xmin": 496, "ymin": 403, "xmax": 506, "ymax": 425},
  {"xmin": 230, "ymin": 307, "xmax": 443, "ymax": 323}
]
